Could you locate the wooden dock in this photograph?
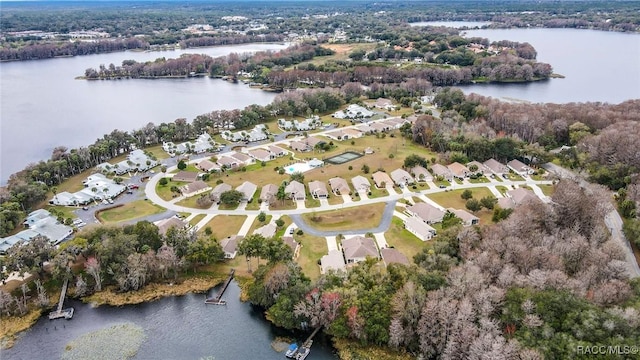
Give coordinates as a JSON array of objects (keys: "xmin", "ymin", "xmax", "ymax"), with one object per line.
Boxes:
[
  {"xmin": 293, "ymin": 327, "xmax": 321, "ymax": 360},
  {"xmin": 205, "ymin": 269, "xmax": 235, "ymax": 305},
  {"xmin": 49, "ymin": 278, "xmax": 74, "ymax": 320}
]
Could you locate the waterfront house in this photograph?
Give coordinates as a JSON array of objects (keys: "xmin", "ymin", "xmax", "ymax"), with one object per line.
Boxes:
[{"xmin": 221, "ymin": 235, "xmax": 243, "ymax": 259}]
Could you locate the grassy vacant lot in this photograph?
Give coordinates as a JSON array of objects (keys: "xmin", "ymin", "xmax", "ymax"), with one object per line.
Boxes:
[
  {"xmin": 301, "ymin": 203, "xmax": 386, "ymax": 231},
  {"xmin": 385, "ymin": 218, "xmax": 425, "ymax": 264},
  {"xmin": 97, "ymin": 200, "xmax": 164, "ymax": 223},
  {"xmin": 294, "ymin": 43, "xmax": 378, "ymax": 67},
  {"xmin": 156, "ymin": 180, "xmax": 188, "ymax": 201},
  {"xmin": 189, "ymin": 214, "xmax": 206, "ymax": 227},
  {"xmin": 296, "ymin": 233, "xmax": 328, "ymax": 281},
  {"xmin": 143, "ymin": 144, "xmax": 169, "ymax": 160},
  {"xmin": 539, "ymin": 184, "xmax": 556, "ymax": 196},
  {"xmin": 427, "ymin": 187, "xmax": 495, "ymax": 224},
  {"xmin": 198, "ymin": 215, "xmax": 246, "ymax": 240}
]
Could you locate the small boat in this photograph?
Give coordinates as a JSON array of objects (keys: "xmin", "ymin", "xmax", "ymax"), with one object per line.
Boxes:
[
  {"xmin": 295, "ymin": 347, "xmax": 310, "ymax": 360},
  {"xmin": 285, "ymin": 343, "xmax": 299, "ymax": 358}
]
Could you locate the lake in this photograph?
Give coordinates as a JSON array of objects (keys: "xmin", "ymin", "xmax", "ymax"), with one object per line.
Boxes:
[
  {"xmin": 460, "ymin": 28, "xmax": 640, "ymax": 104},
  {"xmin": 410, "ymin": 21, "xmax": 491, "ymax": 28},
  {"xmin": 2, "ymin": 281, "xmax": 338, "ymax": 360},
  {"xmin": 0, "ymin": 43, "xmax": 287, "ymax": 183}
]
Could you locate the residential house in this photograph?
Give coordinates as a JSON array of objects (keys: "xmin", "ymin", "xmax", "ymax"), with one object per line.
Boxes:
[
  {"xmin": 216, "ymin": 156, "xmax": 240, "ymax": 169},
  {"xmin": 308, "ymin": 181, "xmax": 329, "ymax": 199},
  {"xmin": 230, "ymin": 152, "xmax": 253, "ymax": 166},
  {"xmin": 278, "ymin": 117, "xmax": 321, "ymax": 131},
  {"xmin": 210, "ymin": 183, "xmax": 232, "ymax": 203},
  {"xmin": 304, "ymin": 136, "xmax": 325, "ymax": 149},
  {"xmin": 406, "ymin": 202, "xmax": 445, "ymax": 224},
  {"xmin": 369, "ymin": 98, "xmax": 395, "ymax": 110},
  {"xmin": 390, "ymin": 168, "xmax": 414, "ymax": 187},
  {"xmin": 260, "ymin": 184, "xmax": 279, "ymax": 204},
  {"xmin": 448, "ymin": 208, "xmax": 479, "ymax": 226},
  {"xmin": 447, "ymin": 162, "xmax": 471, "ymax": 179},
  {"xmin": 155, "ymin": 217, "xmax": 189, "ymax": 236},
  {"xmin": 325, "ymin": 128, "xmax": 363, "ymax": 141},
  {"xmin": 267, "ymin": 145, "xmax": 287, "ymax": 157},
  {"xmin": 173, "ymin": 171, "xmax": 199, "ymax": 183},
  {"xmin": 369, "ymin": 122, "xmax": 391, "ymax": 133},
  {"xmin": 163, "ymin": 133, "xmax": 216, "ymax": 155},
  {"xmin": 403, "ymin": 216, "xmax": 437, "ymax": 241},
  {"xmin": 282, "ymin": 236, "xmax": 300, "ymax": 259},
  {"xmin": 351, "ymin": 176, "xmax": 371, "ymax": 193},
  {"xmin": 431, "ymin": 163, "xmax": 453, "ymax": 181},
  {"xmin": 507, "ymin": 159, "xmax": 533, "ymax": 176},
  {"xmin": 52, "ymin": 173, "xmax": 126, "ymax": 206},
  {"xmin": 236, "ymin": 181, "xmax": 257, "ymax": 202},
  {"xmin": 466, "ymin": 161, "xmax": 486, "ymax": 175},
  {"xmin": 221, "ymin": 235, "xmax": 243, "ymax": 259},
  {"xmin": 356, "ymin": 123, "xmax": 374, "ymax": 134},
  {"xmin": 372, "ymin": 171, "xmax": 393, "ymax": 188},
  {"xmin": 332, "ymin": 104, "xmax": 374, "ymax": 120},
  {"xmin": 180, "ymin": 180, "xmax": 211, "ymax": 196},
  {"xmin": 410, "ymin": 166, "xmax": 433, "ymax": 182},
  {"xmin": 502, "ymin": 188, "xmax": 539, "ymax": 208},
  {"xmin": 321, "ymin": 250, "xmax": 346, "ymax": 273},
  {"xmin": 380, "ymin": 248, "xmax": 410, "ymax": 266},
  {"xmin": 248, "ymin": 148, "xmax": 274, "ymax": 162},
  {"xmin": 342, "ymin": 236, "xmax": 379, "ymax": 264},
  {"xmin": 381, "ymin": 118, "xmax": 405, "ymax": 129},
  {"xmin": 196, "ymin": 159, "xmax": 221, "ymax": 172},
  {"xmin": 253, "ymin": 223, "xmax": 277, "ymax": 238},
  {"xmin": 285, "ymin": 180, "xmax": 306, "ymax": 201},
  {"xmin": 289, "ymin": 141, "xmax": 311, "ymax": 153},
  {"xmin": 483, "ymin": 158, "xmax": 509, "ymax": 177},
  {"xmin": 328, "ymin": 177, "xmax": 351, "ymax": 195},
  {"xmin": 221, "ymin": 124, "xmax": 268, "ymax": 143}
]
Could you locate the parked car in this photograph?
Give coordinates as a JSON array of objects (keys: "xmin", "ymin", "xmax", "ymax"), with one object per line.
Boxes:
[
  {"xmin": 439, "ymin": 185, "xmax": 446, "ymax": 189},
  {"xmin": 82, "ymin": 206, "xmax": 89, "ymax": 211},
  {"xmin": 128, "ymin": 184, "xmax": 139, "ymax": 189},
  {"xmin": 107, "ymin": 198, "xmax": 114, "ymax": 204},
  {"xmin": 289, "ymin": 227, "xmax": 296, "ymax": 235}
]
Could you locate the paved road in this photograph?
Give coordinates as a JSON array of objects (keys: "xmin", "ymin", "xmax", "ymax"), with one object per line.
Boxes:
[{"xmin": 543, "ymin": 162, "xmax": 640, "ymax": 278}]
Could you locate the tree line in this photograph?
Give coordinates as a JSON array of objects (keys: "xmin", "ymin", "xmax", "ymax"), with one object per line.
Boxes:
[{"xmin": 244, "ymin": 179, "xmax": 640, "ymax": 358}]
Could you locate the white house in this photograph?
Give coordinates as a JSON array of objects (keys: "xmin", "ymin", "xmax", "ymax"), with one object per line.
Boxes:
[
  {"xmin": 308, "ymin": 180, "xmax": 329, "ymax": 199},
  {"xmin": 332, "ymin": 104, "xmax": 375, "ymax": 120},
  {"xmin": 507, "ymin": 159, "xmax": 533, "ymax": 176},
  {"xmin": 351, "ymin": 176, "xmax": 371, "ymax": 193},
  {"xmin": 390, "ymin": 169, "xmax": 414, "ymax": 187},
  {"xmin": 403, "ymin": 216, "xmax": 437, "ymax": 241}
]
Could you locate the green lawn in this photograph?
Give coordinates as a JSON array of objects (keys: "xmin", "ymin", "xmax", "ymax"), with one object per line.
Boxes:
[
  {"xmin": 156, "ymin": 180, "xmax": 188, "ymax": 201},
  {"xmin": 305, "ymin": 197, "xmax": 321, "ymax": 208},
  {"xmin": 368, "ymin": 186, "xmax": 388, "ymax": 199},
  {"xmin": 269, "ymin": 200, "xmax": 298, "ymax": 211},
  {"xmin": 301, "ymin": 203, "xmax": 386, "ymax": 231},
  {"xmin": 468, "ymin": 176, "xmax": 490, "ymax": 184},
  {"xmin": 427, "ymin": 187, "xmax": 495, "ymax": 224},
  {"xmin": 539, "ymin": 184, "xmax": 556, "ymax": 196},
  {"xmin": 434, "ymin": 179, "xmax": 451, "ymax": 188},
  {"xmin": 46, "ymin": 206, "xmax": 79, "ymax": 221},
  {"xmin": 296, "ymin": 233, "xmax": 328, "ymax": 281},
  {"xmin": 247, "ymin": 215, "xmax": 273, "ymax": 235},
  {"xmin": 245, "ymin": 193, "xmax": 261, "ymax": 210},
  {"xmin": 495, "ymin": 186, "xmax": 509, "ymax": 195},
  {"xmin": 142, "ymin": 144, "xmax": 170, "ymax": 160},
  {"xmin": 198, "ymin": 215, "xmax": 246, "ymax": 240},
  {"xmin": 385, "ymin": 218, "xmax": 426, "ymax": 262},
  {"xmin": 189, "ymin": 214, "xmax": 206, "ymax": 227},
  {"xmin": 176, "ymin": 194, "xmax": 211, "ymax": 209},
  {"xmin": 97, "ymin": 200, "xmax": 165, "ymax": 223},
  {"xmin": 274, "ymin": 215, "xmax": 293, "ymax": 238},
  {"xmin": 505, "ymin": 172, "xmax": 525, "ymax": 181}
]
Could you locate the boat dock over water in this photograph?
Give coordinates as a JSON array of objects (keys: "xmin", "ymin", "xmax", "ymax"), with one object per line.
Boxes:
[
  {"xmin": 205, "ymin": 269, "xmax": 235, "ymax": 305},
  {"xmin": 48, "ymin": 278, "xmax": 74, "ymax": 320},
  {"xmin": 285, "ymin": 327, "xmax": 321, "ymax": 359}
]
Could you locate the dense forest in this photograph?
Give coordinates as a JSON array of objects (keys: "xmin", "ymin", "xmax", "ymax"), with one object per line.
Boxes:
[{"xmin": 1, "ymin": 1, "xmax": 638, "ymax": 61}]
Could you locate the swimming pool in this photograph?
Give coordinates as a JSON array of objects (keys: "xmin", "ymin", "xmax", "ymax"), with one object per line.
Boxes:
[{"xmin": 285, "ymin": 162, "xmax": 313, "ymax": 174}]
